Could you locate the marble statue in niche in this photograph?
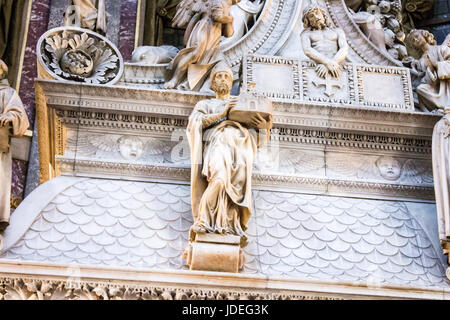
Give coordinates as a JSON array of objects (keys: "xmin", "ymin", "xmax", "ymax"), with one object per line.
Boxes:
[
  {"xmin": 164, "ymin": 0, "xmax": 240, "ymax": 92},
  {"xmin": 63, "ymin": 0, "xmax": 107, "ymax": 35},
  {"xmin": 301, "ymin": 4, "xmax": 349, "ymax": 79},
  {"xmin": 405, "ymin": 30, "xmax": 449, "ymax": 111},
  {"xmin": 0, "ymin": 59, "xmax": 29, "ymax": 232},
  {"xmin": 185, "ymin": 62, "xmax": 272, "ymax": 270}
]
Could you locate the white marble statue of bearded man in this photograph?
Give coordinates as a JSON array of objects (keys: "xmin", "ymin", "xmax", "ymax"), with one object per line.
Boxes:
[
  {"xmin": 186, "ymin": 62, "xmax": 272, "ymax": 246},
  {"xmin": 0, "ymin": 60, "xmax": 29, "ymax": 231}
]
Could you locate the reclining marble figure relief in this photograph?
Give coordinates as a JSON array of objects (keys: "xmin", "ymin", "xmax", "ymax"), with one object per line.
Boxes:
[
  {"xmin": 164, "ymin": 0, "xmax": 241, "ymax": 91},
  {"xmin": 0, "ymin": 60, "xmax": 29, "ymax": 232},
  {"xmin": 185, "ymin": 61, "xmax": 273, "ymax": 271},
  {"xmin": 301, "ymin": 4, "xmax": 349, "ymax": 79}
]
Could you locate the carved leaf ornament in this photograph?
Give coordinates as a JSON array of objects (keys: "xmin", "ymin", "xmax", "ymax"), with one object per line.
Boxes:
[{"xmin": 37, "ymin": 27, "xmax": 124, "ymax": 85}]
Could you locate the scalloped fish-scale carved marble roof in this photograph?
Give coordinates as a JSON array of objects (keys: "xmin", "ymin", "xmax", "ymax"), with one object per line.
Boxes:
[{"xmin": 1, "ymin": 178, "xmax": 447, "ymax": 288}]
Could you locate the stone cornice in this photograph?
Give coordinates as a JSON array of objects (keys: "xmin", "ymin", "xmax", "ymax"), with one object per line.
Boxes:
[
  {"xmin": 0, "ymin": 260, "xmax": 448, "ymax": 300},
  {"xmin": 36, "ymin": 79, "xmax": 440, "ymax": 138}
]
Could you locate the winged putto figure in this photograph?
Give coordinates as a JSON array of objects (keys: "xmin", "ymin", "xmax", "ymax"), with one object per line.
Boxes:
[{"xmin": 164, "ymin": 0, "xmax": 240, "ymax": 92}]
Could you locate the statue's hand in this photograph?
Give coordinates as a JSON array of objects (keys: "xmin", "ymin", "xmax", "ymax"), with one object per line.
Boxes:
[
  {"xmin": 223, "ymin": 97, "xmax": 238, "ymax": 118},
  {"xmin": 326, "ymin": 61, "xmax": 341, "ymax": 78},
  {"xmin": 315, "ymin": 64, "xmax": 328, "ymax": 79},
  {"xmin": 214, "ymin": 13, "xmax": 233, "ymax": 24},
  {"xmin": 221, "ymin": 15, "xmax": 234, "ymax": 24},
  {"xmin": 427, "ymin": 67, "xmax": 437, "ymax": 82},
  {"xmin": 248, "ymin": 113, "xmax": 271, "ymax": 130},
  {"xmin": 0, "ymin": 114, "xmax": 13, "ymax": 127}
]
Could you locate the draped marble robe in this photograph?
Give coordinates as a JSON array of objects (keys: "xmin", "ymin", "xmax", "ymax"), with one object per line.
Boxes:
[
  {"xmin": 433, "ymin": 108, "xmax": 450, "ymax": 246},
  {"xmin": 415, "ymin": 40, "xmax": 450, "ymax": 110},
  {"xmin": 0, "ymin": 79, "xmax": 29, "ymax": 231},
  {"xmin": 165, "ymin": 0, "xmax": 236, "ymax": 91},
  {"xmin": 64, "ymin": 0, "xmax": 107, "ymax": 35},
  {"xmin": 187, "ymin": 98, "xmax": 261, "ymax": 244}
]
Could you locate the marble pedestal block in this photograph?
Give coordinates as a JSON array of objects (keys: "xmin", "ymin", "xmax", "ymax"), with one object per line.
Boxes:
[{"xmin": 187, "ymin": 234, "xmax": 243, "ymax": 273}]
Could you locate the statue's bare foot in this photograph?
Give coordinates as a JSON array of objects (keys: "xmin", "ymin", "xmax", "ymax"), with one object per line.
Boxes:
[
  {"xmin": 164, "ymin": 79, "xmax": 177, "ymax": 90},
  {"xmin": 190, "ymin": 224, "xmax": 206, "ymax": 235}
]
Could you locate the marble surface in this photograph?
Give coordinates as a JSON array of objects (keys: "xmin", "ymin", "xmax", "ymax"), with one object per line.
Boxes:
[
  {"xmin": 48, "ymin": 0, "xmax": 69, "ymax": 29},
  {"xmin": 11, "ymin": 160, "xmax": 27, "ymax": 200},
  {"xmin": 119, "ymin": 0, "xmax": 138, "ymax": 62},
  {"xmin": 106, "ymin": 1, "xmax": 122, "ymax": 46}
]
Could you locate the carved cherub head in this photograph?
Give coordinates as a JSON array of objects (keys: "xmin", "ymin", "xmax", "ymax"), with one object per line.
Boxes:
[
  {"xmin": 376, "ymin": 156, "xmax": 402, "ymax": 181},
  {"xmin": 302, "ymin": 5, "xmax": 331, "ymax": 30},
  {"xmin": 118, "ymin": 136, "xmax": 144, "ymax": 160},
  {"xmin": 0, "ymin": 60, "xmax": 8, "ymax": 80},
  {"xmin": 211, "ymin": 62, "xmax": 234, "ymax": 97},
  {"xmin": 407, "ymin": 29, "xmax": 437, "ymax": 53}
]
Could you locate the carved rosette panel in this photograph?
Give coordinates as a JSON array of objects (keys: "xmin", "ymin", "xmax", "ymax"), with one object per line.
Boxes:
[{"xmin": 37, "ymin": 27, "xmax": 124, "ymax": 85}]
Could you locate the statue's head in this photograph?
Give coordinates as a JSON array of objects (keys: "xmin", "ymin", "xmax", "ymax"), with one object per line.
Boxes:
[
  {"xmin": 302, "ymin": 5, "xmax": 331, "ymax": 30},
  {"xmin": 376, "ymin": 156, "xmax": 402, "ymax": 181},
  {"xmin": 211, "ymin": 62, "xmax": 233, "ymax": 97},
  {"xmin": 378, "ymin": 1, "xmax": 391, "ymax": 13},
  {"xmin": 407, "ymin": 29, "xmax": 436, "ymax": 52},
  {"xmin": 118, "ymin": 136, "xmax": 144, "ymax": 160},
  {"xmin": 0, "ymin": 59, "xmax": 8, "ymax": 80}
]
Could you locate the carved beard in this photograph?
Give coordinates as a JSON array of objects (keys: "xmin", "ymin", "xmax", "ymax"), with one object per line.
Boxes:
[
  {"xmin": 310, "ymin": 19, "xmax": 326, "ymax": 30},
  {"xmin": 211, "ymin": 81, "xmax": 232, "ymax": 96}
]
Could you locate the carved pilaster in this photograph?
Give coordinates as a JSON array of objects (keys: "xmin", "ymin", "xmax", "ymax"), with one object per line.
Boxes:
[{"xmin": 35, "ymin": 82, "xmax": 51, "ymax": 184}]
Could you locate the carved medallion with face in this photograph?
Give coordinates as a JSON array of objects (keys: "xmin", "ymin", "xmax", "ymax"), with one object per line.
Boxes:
[
  {"xmin": 118, "ymin": 136, "xmax": 144, "ymax": 160},
  {"xmin": 376, "ymin": 156, "xmax": 402, "ymax": 181}
]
